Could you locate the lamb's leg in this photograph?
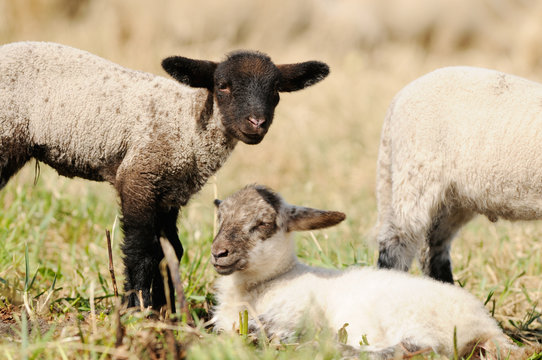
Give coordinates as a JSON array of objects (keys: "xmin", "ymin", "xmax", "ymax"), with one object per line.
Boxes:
[
  {"xmin": 0, "ymin": 153, "xmax": 30, "ymax": 190},
  {"xmin": 1, "ymin": 118, "xmax": 32, "ymax": 189},
  {"xmin": 121, "ymin": 209, "xmax": 161, "ymax": 308},
  {"xmin": 420, "ymin": 206, "xmax": 474, "ymax": 283},
  {"xmin": 159, "ymin": 206, "xmax": 183, "ymax": 259},
  {"xmin": 118, "ymin": 174, "xmax": 164, "ymax": 309},
  {"xmin": 375, "ymin": 129, "xmax": 424, "ymax": 272},
  {"xmin": 151, "ymin": 206, "xmax": 183, "ymax": 312},
  {"xmin": 360, "ymin": 340, "xmax": 434, "ymax": 359},
  {"xmin": 358, "ymin": 344, "xmax": 408, "ymax": 360},
  {"xmin": 377, "ymin": 185, "xmax": 443, "ymax": 272},
  {"xmin": 376, "ymin": 221, "xmax": 416, "ymax": 272}
]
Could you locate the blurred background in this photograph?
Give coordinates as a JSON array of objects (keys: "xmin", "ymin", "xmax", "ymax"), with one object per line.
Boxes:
[
  {"xmin": 1, "ymin": 0, "xmax": 542, "ymax": 328},
  {"xmin": 3, "ymin": 0, "xmax": 542, "ymax": 218}
]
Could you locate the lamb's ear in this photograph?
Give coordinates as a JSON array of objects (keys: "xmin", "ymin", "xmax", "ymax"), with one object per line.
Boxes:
[
  {"xmin": 286, "ymin": 205, "xmax": 345, "ymax": 232},
  {"xmin": 161, "ymin": 56, "xmax": 217, "ymax": 90},
  {"xmin": 277, "ymin": 61, "xmax": 329, "ymax": 92},
  {"xmin": 214, "ymin": 199, "xmax": 222, "ymax": 208}
]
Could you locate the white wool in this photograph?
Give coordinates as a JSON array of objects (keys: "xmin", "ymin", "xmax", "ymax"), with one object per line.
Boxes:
[
  {"xmin": 214, "ymin": 240, "xmax": 510, "ymax": 357},
  {"xmin": 211, "ymin": 185, "xmax": 524, "ymax": 359},
  {"xmin": 376, "ymin": 66, "xmax": 542, "ymax": 276}
]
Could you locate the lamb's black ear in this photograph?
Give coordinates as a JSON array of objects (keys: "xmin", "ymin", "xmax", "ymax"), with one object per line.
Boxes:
[
  {"xmin": 214, "ymin": 199, "xmax": 222, "ymax": 208},
  {"xmin": 162, "ymin": 56, "xmax": 217, "ymax": 90},
  {"xmin": 286, "ymin": 205, "xmax": 345, "ymax": 232},
  {"xmin": 277, "ymin": 61, "xmax": 329, "ymax": 92}
]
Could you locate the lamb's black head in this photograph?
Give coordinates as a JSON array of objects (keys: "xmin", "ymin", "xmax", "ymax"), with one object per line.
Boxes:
[{"xmin": 161, "ymin": 51, "xmax": 330, "ymax": 145}]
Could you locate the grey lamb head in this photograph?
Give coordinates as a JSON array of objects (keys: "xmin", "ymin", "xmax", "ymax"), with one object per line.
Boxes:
[{"xmin": 211, "ymin": 184, "xmax": 345, "ymax": 275}]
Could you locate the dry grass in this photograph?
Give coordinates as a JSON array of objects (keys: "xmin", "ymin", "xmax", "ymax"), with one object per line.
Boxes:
[{"xmin": 0, "ymin": 0, "xmax": 541, "ymax": 358}]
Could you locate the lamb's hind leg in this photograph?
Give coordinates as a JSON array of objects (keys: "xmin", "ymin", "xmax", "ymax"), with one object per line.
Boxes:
[
  {"xmin": 377, "ymin": 185, "xmax": 443, "ymax": 273},
  {"xmin": 377, "ymin": 221, "xmax": 418, "ymax": 272},
  {"xmin": 420, "ymin": 206, "xmax": 474, "ymax": 283}
]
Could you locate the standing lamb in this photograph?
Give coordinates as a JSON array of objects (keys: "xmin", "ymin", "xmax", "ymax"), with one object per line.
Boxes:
[
  {"xmin": 0, "ymin": 41, "xmax": 330, "ymax": 309},
  {"xmin": 210, "ymin": 184, "xmax": 532, "ymax": 359},
  {"xmin": 376, "ymin": 66, "xmax": 542, "ymax": 283}
]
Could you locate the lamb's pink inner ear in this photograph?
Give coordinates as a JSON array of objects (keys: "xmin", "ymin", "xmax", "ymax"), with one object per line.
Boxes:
[{"xmin": 286, "ymin": 206, "xmax": 346, "ymax": 232}]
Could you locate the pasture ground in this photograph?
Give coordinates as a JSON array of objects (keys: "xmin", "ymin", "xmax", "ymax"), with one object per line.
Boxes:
[{"xmin": 1, "ymin": 0, "xmax": 541, "ymax": 358}]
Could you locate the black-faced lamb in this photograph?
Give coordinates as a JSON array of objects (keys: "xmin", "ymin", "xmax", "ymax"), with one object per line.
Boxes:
[
  {"xmin": 0, "ymin": 41, "xmax": 330, "ymax": 310},
  {"xmin": 376, "ymin": 66, "xmax": 542, "ymax": 283},
  {"xmin": 211, "ymin": 184, "xmax": 531, "ymax": 359}
]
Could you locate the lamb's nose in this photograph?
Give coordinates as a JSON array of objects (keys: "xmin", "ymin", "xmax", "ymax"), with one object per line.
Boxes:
[
  {"xmin": 212, "ymin": 249, "xmax": 229, "ymax": 260},
  {"xmin": 248, "ymin": 116, "xmax": 265, "ymax": 128}
]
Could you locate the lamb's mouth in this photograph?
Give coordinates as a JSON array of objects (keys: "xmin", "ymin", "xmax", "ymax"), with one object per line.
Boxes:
[
  {"xmin": 213, "ymin": 260, "xmax": 240, "ymax": 275},
  {"xmin": 240, "ymin": 131, "xmax": 264, "ymax": 144}
]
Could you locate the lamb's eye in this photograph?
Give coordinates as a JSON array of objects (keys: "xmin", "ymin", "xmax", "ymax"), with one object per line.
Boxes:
[
  {"xmin": 218, "ymin": 83, "xmax": 231, "ymax": 94},
  {"xmin": 250, "ymin": 221, "xmax": 275, "ymax": 234}
]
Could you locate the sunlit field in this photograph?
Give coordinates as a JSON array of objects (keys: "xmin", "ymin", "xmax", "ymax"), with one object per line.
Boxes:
[{"xmin": 1, "ymin": 0, "xmax": 541, "ymax": 358}]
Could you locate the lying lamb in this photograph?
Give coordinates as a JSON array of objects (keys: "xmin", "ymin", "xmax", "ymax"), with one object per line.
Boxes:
[
  {"xmin": 210, "ymin": 184, "xmax": 533, "ymax": 359},
  {"xmin": 376, "ymin": 66, "xmax": 542, "ymax": 283},
  {"xmin": 0, "ymin": 41, "xmax": 329, "ymax": 310}
]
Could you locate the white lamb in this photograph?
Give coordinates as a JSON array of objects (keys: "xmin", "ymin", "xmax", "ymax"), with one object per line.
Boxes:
[
  {"xmin": 210, "ymin": 184, "xmax": 532, "ymax": 359},
  {"xmin": 375, "ymin": 66, "xmax": 542, "ymax": 284},
  {"xmin": 0, "ymin": 41, "xmax": 329, "ymax": 310}
]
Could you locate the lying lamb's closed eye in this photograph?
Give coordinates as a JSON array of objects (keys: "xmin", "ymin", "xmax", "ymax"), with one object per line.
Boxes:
[
  {"xmin": 375, "ymin": 66, "xmax": 542, "ymax": 284},
  {"xmin": 0, "ymin": 41, "xmax": 330, "ymax": 311},
  {"xmin": 211, "ymin": 184, "xmax": 536, "ymax": 359}
]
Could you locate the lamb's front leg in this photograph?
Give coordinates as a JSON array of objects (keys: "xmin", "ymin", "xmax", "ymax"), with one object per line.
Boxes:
[
  {"xmin": 151, "ymin": 206, "xmax": 183, "ymax": 312},
  {"xmin": 120, "ymin": 203, "xmax": 162, "ymax": 309},
  {"xmin": 159, "ymin": 206, "xmax": 183, "ymax": 259},
  {"xmin": 117, "ymin": 172, "xmax": 165, "ymax": 309}
]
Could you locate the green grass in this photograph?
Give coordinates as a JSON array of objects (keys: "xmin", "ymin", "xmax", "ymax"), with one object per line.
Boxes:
[
  {"xmin": 1, "ymin": 165, "xmax": 540, "ymax": 359},
  {"xmin": 1, "ymin": 1, "xmax": 542, "ymax": 357}
]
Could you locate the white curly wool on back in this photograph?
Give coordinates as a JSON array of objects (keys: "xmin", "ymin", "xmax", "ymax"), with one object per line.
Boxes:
[
  {"xmin": 380, "ymin": 66, "xmax": 542, "ymax": 228},
  {"xmin": 214, "ymin": 242, "xmax": 510, "ymax": 357},
  {"xmin": 375, "ymin": 66, "xmax": 542, "ymax": 281}
]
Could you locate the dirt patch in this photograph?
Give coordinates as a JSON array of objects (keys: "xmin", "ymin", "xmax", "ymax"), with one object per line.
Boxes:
[
  {"xmin": 0, "ymin": 305, "xmax": 52, "ymax": 339},
  {"xmin": 0, "ymin": 305, "xmax": 16, "ymax": 338},
  {"xmin": 0, "ymin": 305, "xmax": 15, "ymax": 323}
]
